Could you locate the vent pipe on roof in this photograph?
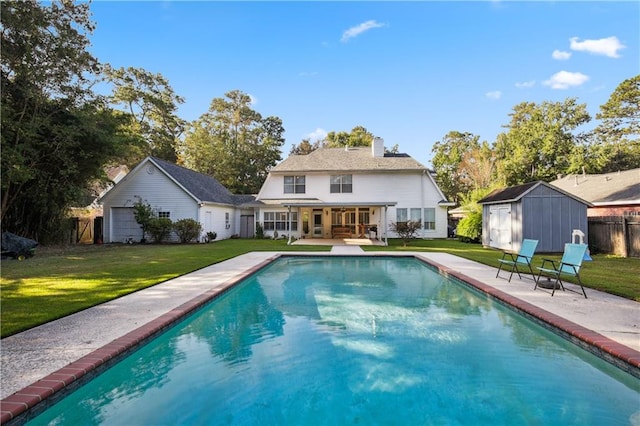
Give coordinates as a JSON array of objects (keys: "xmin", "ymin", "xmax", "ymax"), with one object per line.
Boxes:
[{"xmin": 372, "ymin": 137, "xmax": 384, "ymax": 158}]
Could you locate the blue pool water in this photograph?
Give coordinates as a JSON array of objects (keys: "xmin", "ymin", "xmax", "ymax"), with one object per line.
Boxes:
[{"xmin": 29, "ymin": 256, "xmax": 639, "ymax": 425}]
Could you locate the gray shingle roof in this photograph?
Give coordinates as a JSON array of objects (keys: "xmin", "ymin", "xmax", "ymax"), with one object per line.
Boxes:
[
  {"xmin": 270, "ymin": 147, "xmax": 427, "ymax": 173},
  {"xmin": 550, "ymin": 168, "xmax": 640, "ymax": 204},
  {"xmin": 478, "ymin": 180, "xmax": 592, "ymax": 206},
  {"xmin": 150, "ymin": 157, "xmax": 254, "ymax": 205}
]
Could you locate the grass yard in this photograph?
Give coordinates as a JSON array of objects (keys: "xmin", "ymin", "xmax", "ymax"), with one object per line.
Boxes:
[{"xmin": 1, "ymin": 238, "xmax": 638, "ymax": 338}]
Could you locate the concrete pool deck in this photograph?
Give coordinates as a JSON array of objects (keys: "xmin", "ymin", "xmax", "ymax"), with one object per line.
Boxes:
[{"xmin": 2, "ymin": 248, "xmax": 639, "ymax": 422}]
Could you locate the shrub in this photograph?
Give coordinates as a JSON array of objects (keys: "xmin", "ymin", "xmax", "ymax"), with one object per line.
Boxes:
[
  {"xmin": 389, "ymin": 220, "xmax": 422, "ymax": 247},
  {"xmin": 456, "ymin": 212, "xmax": 482, "ymax": 243},
  {"xmin": 173, "ymin": 219, "xmax": 202, "ymax": 243},
  {"xmin": 147, "ymin": 218, "xmax": 173, "ymax": 243},
  {"xmin": 206, "ymin": 231, "xmax": 217, "ymax": 242},
  {"xmin": 255, "ymin": 223, "xmax": 264, "ymax": 239}
]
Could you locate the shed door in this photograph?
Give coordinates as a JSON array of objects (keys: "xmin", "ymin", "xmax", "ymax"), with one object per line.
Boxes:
[
  {"xmin": 111, "ymin": 207, "xmax": 141, "ymax": 243},
  {"xmin": 489, "ymin": 205, "xmax": 512, "ymax": 250}
]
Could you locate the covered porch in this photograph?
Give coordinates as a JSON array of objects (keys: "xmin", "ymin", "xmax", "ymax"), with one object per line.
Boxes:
[{"xmin": 283, "ymin": 201, "xmax": 397, "ymax": 246}]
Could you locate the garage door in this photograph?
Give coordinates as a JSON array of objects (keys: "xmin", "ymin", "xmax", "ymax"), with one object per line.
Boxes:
[{"xmin": 111, "ymin": 207, "xmax": 142, "ymax": 243}]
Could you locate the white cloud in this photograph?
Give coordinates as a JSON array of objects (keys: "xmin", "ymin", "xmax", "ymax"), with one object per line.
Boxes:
[
  {"xmin": 515, "ymin": 80, "xmax": 535, "ymax": 89},
  {"xmin": 543, "ymin": 71, "xmax": 589, "ymax": 90},
  {"xmin": 569, "ymin": 36, "xmax": 625, "ymax": 58},
  {"xmin": 341, "ymin": 20, "xmax": 386, "ymax": 42},
  {"xmin": 552, "ymin": 50, "xmax": 571, "ymax": 60},
  {"xmin": 306, "ymin": 128, "xmax": 328, "ymax": 142},
  {"xmin": 485, "ymin": 91, "xmax": 502, "ymax": 100}
]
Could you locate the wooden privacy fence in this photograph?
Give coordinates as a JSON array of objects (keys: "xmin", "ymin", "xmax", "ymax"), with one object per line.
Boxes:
[{"xmin": 588, "ymin": 216, "xmax": 640, "ymax": 258}]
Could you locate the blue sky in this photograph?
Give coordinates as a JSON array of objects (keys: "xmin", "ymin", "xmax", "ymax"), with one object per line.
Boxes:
[{"xmin": 88, "ymin": 1, "xmax": 639, "ymax": 168}]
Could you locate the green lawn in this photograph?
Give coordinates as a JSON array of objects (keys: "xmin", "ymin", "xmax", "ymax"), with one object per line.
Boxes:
[{"xmin": 1, "ymin": 238, "xmax": 638, "ymax": 338}]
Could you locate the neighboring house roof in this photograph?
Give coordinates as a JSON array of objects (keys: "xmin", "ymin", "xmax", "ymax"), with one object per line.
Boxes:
[
  {"xmin": 270, "ymin": 147, "xmax": 427, "ymax": 173},
  {"xmin": 478, "ymin": 181, "xmax": 592, "ymax": 206},
  {"xmin": 550, "ymin": 168, "xmax": 640, "ymax": 206}
]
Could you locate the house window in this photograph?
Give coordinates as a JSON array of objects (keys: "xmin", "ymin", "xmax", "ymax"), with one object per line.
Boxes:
[
  {"xmin": 423, "ymin": 208, "xmax": 436, "ymax": 230},
  {"xmin": 410, "ymin": 208, "xmax": 422, "ymax": 227},
  {"xmin": 157, "ymin": 211, "xmax": 170, "ymax": 219},
  {"xmin": 263, "ymin": 212, "xmax": 298, "ymax": 231},
  {"xmin": 396, "ymin": 208, "xmax": 407, "ymax": 224},
  {"xmin": 225, "ymin": 212, "xmax": 230, "ymax": 229},
  {"xmin": 330, "ymin": 175, "xmax": 352, "ymax": 193},
  {"xmin": 284, "ymin": 176, "xmax": 305, "ymax": 194}
]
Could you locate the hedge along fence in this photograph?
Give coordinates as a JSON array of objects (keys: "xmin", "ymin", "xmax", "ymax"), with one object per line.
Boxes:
[{"xmin": 588, "ymin": 216, "xmax": 640, "ymax": 258}]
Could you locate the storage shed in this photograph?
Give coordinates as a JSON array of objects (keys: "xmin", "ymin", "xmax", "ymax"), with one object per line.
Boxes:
[{"xmin": 478, "ymin": 181, "xmax": 592, "ymax": 253}]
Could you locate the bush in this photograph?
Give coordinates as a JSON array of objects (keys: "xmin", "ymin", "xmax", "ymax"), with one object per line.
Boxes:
[
  {"xmin": 389, "ymin": 220, "xmax": 422, "ymax": 246},
  {"xmin": 255, "ymin": 223, "xmax": 264, "ymax": 239},
  {"xmin": 173, "ymin": 219, "xmax": 202, "ymax": 243},
  {"xmin": 147, "ymin": 218, "xmax": 173, "ymax": 243},
  {"xmin": 206, "ymin": 231, "xmax": 217, "ymax": 242},
  {"xmin": 456, "ymin": 212, "xmax": 482, "ymax": 243}
]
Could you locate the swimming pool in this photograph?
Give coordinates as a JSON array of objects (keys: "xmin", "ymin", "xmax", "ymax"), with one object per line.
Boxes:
[{"xmin": 26, "ymin": 256, "xmax": 640, "ymax": 425}]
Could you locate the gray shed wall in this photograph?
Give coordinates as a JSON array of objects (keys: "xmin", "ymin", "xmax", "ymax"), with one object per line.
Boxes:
[
  {"xmin": 482, "ymin": 184, "xmax": 588, "ymax": 253},
  {"xmin": 521, "ymin": 185, "xmax": 588, "ymax": 252}
]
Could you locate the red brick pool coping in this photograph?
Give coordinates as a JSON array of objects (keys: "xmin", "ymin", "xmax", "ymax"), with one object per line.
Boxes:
[{"xmin": 2, "ymin": 253, "xmax": 639, "ymax": 424}]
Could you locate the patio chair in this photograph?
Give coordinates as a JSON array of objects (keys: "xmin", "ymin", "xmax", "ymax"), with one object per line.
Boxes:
[
  {"xmin": 534, "ymin": 243, "xmax": 588, "ymax": 298},
  {"xmin": 496, "ymin": 239, "xmax": 538, "ymax": 282}
]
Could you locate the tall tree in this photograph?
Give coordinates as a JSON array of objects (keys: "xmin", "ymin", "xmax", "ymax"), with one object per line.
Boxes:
[
  {"xmin": 458, "ymin": 141, "xmax": 497, "ymax": 191},
  {"xmin": 325, "ymin": 126, "xmax": 375, "ymax": 148},
  {"xmin": 591, "ymin": 75, "xmax": 640, "ymax": 172},
  {"xmin": 180, "ymin": 90, "xmax": 284, "ymax": 194},
  {"xmin": 103, "ymin": 65, "xmax": 186, "ymax": 164},
  {"xmin": 1, "ymin": 0, "xmax": 127, "ymax": 242},
  {"xmin": 431, "ymin": 131, "xmax": 481, "ymax": 204},
  {"xmin": 289, "ymin": 138, "xmax": 323, "ymax": 155},
  {"xmin": 494, "ymin": 99, "xmax": 591, "ymax": 185}
]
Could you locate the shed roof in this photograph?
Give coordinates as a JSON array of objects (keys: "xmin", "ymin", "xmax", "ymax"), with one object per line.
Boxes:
[
  {"xmin": 149, "ymin": 157, "xmax": 255, "ymax": 206},
  {"xmin": 270, "ymin": 147, "xmax": 427, "ymax": 173},
  {"xmin": 478, "ymin": 181, "xmax": 592, "ymax": 206},
  {"xmin": 550, "ymin": 168, "xmax": 640, "ymax": 206}
]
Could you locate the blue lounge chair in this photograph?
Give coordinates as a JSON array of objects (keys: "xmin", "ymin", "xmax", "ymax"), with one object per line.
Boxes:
[
  {"xmin": 535, "ymin": 243, "xmax": 589, "ymax": 298},
  {"xmin": 496, "ymin": 239, "xmax": 538, "ymax": 282}
]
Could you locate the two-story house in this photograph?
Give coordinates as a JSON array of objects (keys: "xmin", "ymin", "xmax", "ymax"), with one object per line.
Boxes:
[
  {"xmin": 252, "ymin": 137, "xmax": 454, "ymax": 244},
  {"xmin": 100, "ymin": 138, "xmax": 453, "ymax": 244}
]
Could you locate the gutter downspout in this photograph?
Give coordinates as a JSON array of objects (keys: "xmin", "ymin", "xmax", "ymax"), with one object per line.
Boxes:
[
  {"xmin": 287, "ymin": 205, "xmax": 292, "ymax": 245},
  {"xmin": 421, "ymin": 170, "xmax": 425, "ymax": 239}
]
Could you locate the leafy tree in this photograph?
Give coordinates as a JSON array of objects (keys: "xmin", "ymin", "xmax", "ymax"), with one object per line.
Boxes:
[
  {"xmin": 389, "ymin": 220, "xmax": 422, "ymax": 247},
  {"xmin": 1, "ymin": 1, "xmax": 127, "ymax": 242},
  {"xmin": 180, "ymin": 90, "xmax": 284, "ymax": 194},
  {"xmin": 591, "ymin": 75, "xmax": 640, "ymax": 172},
  {"xmin": 325, "ymin": 126, "xmax": 375, "ymax": 148},
  {"xmin": 458, "ymin": 141, "xmax": 498, "ymax": 190},
  {"xmin": 173, "ymin": 218, "xmax": 203, "ymax": 243},
  {"xmin": 289, "ymin": 138, "xmax": 323, "ymax": 155},
  {"xmin": 494, "ymin": 99, "xmax": 590, "ymax": 185},
  {"xmin": 431, "ymin": 131, "xmax": 481, "ymax": 204},
  {"xmin": 132, "ymin": 196, "xmax": 153, "ymax": 242},
  {"xmin": 104, "ymin": 65, "xmax": 186, "ymax": 164}
]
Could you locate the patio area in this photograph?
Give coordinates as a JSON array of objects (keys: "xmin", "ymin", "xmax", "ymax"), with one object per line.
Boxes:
[{"xmin": 292, "ymin": 238, "xmax": 386, "ymax": 246}]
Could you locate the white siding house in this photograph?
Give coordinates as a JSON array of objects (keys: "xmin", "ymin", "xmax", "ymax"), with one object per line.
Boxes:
[
  {"xmin": 100, "ymin": 157, "xmax": 253, "ymax": 243},
  {"xmin": 101, "ymin": 139, "xmax": 453, "ymax": 245},
  {"xmin": 252, "ymin": 137, "xmax": 454, "ymax": 243}
]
